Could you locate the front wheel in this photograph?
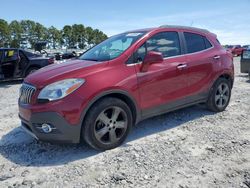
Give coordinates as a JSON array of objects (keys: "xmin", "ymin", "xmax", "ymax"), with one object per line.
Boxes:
[
  {"xmin": 206, "ymin": 78, "xmax": 232, "ymax": 112},
  {"xmin": 82, "ymin": 97, "xmax": 133, "ymax": 150}
]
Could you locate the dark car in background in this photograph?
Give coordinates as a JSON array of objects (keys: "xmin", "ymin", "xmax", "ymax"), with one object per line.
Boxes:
[
  {"xmin": 0, "ymin": 48, "xmax": 54, "ymax": 81},
  {"xmin": 241, "ymin": 49, "xmax": 250, "ymax": 79},
  {"xmin": 62, "ymin": 51, "xmax": 77, "ymax": 60},
  {"xmin": 54, "ymin": 52, "xmax": 63, "ymax": 60}
]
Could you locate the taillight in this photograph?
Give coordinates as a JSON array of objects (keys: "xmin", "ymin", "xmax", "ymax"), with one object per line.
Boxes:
[{"xmin": 48, "ymin": 58, "xmax": 55, "ymax": 64}]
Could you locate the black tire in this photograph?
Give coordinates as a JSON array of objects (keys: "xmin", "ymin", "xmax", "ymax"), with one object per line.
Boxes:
[
  {"xmin": 206, "ymin": 77, "xmax": 232, "ymax": 112},
  {"xmin": 26, "ymin": 67, "xmax": 39, "ymax": 77},
  {"xmin": 82, "ymin": 97, "xmax": 133, "ymax": 151},
  {"xmin": 248, "ymin": 71, "xmax": 250, "ymax": 80}
]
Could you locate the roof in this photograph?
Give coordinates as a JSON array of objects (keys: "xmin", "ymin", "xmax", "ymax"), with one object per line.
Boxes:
[
  {"xmin": 125, "ymin": 25, "xmax": 212, "ymax": 36},
  {"xmin": 159, "ymin": 25, "xmax": 210, "ymax": 34}
]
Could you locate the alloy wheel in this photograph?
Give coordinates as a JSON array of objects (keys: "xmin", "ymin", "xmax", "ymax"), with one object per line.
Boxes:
[
  {"xmin": 215, "ymin": 83, "xmax": 230, "ymax": 109},
  {"xmin": 94, "ymin": 106, "xmax": 128, "ymax": 145}
]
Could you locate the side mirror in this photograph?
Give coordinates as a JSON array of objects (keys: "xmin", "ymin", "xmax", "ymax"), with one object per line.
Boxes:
[{"xmin": 141, "ymin": 51, "xmax": 163, "ymax": 72}]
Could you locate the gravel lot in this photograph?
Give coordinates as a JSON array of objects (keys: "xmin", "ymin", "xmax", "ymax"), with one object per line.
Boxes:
[{"xmin": 0, "ymin": 57, "xmax": 249, "ymax": 188}]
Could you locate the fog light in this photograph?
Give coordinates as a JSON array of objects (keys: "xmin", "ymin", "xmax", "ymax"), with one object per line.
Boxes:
[{"xmin": 41, "ymin": 123, "xmax": 53, "ymax": 133}]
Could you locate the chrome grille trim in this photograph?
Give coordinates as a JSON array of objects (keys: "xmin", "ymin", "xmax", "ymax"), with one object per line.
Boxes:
[{"xmin": 19, "ymin": 83, "xmax": 36, "ymax": 104}]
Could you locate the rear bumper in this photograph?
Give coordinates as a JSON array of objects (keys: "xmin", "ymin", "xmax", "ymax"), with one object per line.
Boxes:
[{"xmin": 19, "ymin": 111, "xmax": 81, "ymax": 144}]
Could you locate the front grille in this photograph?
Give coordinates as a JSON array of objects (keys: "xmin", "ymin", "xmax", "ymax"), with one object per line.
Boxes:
[{"xmin": 19, "ymin": 83, "xmax": 36, "ymax": 104}]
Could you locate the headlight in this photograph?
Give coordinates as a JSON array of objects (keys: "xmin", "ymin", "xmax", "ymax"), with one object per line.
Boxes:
[{"xmin": 38, "ymin": 78, "xmax": 85, "ymax": 101}]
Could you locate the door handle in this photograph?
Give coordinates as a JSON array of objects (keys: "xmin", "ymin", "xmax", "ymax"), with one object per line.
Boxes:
[
  {"xmin": 177, "ymin": 64, "xmax": 187, "ymax": 70},
  {"xmin": 213, "ymin": 55, "xmax": 220, "ymax": 60}
]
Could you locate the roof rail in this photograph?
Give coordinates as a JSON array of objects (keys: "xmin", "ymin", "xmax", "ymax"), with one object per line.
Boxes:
[{"xmin": 159, "ymin": 25, "xmax": 210, "ymax": 33}]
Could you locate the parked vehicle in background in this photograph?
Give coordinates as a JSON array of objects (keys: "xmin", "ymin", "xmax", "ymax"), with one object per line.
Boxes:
[
  {"xmin": 243, "ymin": 45, "xmax": 250, "ymax": 50},
  {"xmin": 241, "ymin": 49, "xmax": 250, "ymax": 79},
  {"xmin": 62, "ymin": 51, "xmax": 77, "ymax": 60},
  {"xmin": 0, "ymin": 48, "xmax": 54, "ymax": 81},
  {"xmin": 54, "ymin": 52, "xmax": 63, "ymax": 60},
  {"xmin": 18, "ymin": 25, "xmax": 234, "ymax": 150},
  {"xmin": 230, "ymin": 45, "xmax": 244, "ymax": 56}
]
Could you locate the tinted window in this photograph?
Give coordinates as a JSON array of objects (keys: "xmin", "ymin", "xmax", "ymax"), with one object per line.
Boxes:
[
  {"xmin": 134, "ymin": 44, "xmax": 146, "ymax": 63},
  {"xmin": 184, "ymin": 32, "xmax": 205, "ymax": 53},
  {"xmin": 147, "ymin": 32, "xmax": 181, "ymax": 58},
  {"xmin": 204, "ymin": 38, "xmax": 212, "ymax": 48},
  {"xmin": 3, "ymin": 50, "xmax": 18, "ymax": 63},
  {"xmin": 184, "ymin": 32, "xmax": 213, "ymax": 53}
]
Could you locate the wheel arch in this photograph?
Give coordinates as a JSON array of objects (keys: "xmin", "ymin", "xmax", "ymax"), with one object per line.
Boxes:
[
  {"xmin": 217, "ymin": 73, "xmax": 234, "ymax": 87},
  {"xmin": 80, "ymin": 90, "xmax": 140, "ymax": 130}
]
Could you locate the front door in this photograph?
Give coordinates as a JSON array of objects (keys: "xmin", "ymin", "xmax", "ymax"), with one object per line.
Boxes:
[{"xmin": 134, "ymin": 31, "xmax": 189, "ymax": 117}]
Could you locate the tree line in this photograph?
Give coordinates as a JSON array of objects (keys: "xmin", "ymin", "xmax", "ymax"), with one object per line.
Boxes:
[{"xmin": 0, "ymin": 18, "xmax": 108, "ymax": 49}]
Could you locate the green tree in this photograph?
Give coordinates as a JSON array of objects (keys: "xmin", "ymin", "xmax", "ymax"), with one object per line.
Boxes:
[
  {"xmin": 72, "ymin": 24, "xmax": 86, "ymax": 49},
  {"xmin": 0, "ymin": 19, "xmax": 10, "ymax": 47},
  {"xmin": 0, "ymin": 18, "xmax": 108, "ymax": 49},
  {"xmin": 62, "ymin": 25, "xmax": 73, "ymax": 48},
  {"xmin": 9, "ymin": 20, "xmax": 23, "ymax": 48},
  {"xmin": 47, "ymin": 26, "xmax": 62, "ymax": 49}
]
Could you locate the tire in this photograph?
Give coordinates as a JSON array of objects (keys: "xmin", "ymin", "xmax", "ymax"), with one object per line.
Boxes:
[
  {"xmin": 26, "ymin": 67, "xmax": 39, "ymax": 77},
  {"xmin": 206, "ymin": 77, "xmax": 232, "ymax": 112},
  {"xmin": 248, "ymin": 71, "xmax": 250, "ymax": 80},
  {"xmin": 82, "ymin": 97, "xmax": 133, "ymax": 150}
]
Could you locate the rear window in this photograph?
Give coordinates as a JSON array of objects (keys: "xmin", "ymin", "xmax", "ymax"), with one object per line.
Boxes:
[{"xmin": 184, "ymin": 32, "xmax": 213, "ymax": 53}]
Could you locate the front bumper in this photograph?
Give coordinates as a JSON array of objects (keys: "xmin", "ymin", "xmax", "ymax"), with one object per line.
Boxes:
[{"xmin": 19, "ymin": 111, "xmax": 81, "ymax": 143}]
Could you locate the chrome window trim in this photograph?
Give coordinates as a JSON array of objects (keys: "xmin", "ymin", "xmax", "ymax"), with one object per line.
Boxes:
[{"xmin": 126, "ymin": 31, "xmax": 215, "ymax": 66}]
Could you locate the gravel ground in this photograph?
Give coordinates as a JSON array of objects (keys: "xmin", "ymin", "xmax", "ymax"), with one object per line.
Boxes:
[{"xmin": 0, "ymin": 57, "xmax": 249, "ymax": 188}]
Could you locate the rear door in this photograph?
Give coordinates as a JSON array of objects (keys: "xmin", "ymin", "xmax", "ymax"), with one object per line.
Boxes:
[
  {"xmin": 134, "ymin": 31, "xmax": 189, "ymax": 117},
  {"xmin": 183, "ymin": 32, "xmax": 216, "ymax": 97}
]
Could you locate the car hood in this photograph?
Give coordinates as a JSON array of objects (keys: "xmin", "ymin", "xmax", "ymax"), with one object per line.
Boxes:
[{"xmin": 25, "ymin": 59, "xmax": 108, "ymax": 88}]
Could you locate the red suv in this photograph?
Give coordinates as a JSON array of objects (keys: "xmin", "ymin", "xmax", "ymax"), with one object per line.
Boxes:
[{"xmin": 19, "ymin": 25, "xmax": 234, "ymax": 150}]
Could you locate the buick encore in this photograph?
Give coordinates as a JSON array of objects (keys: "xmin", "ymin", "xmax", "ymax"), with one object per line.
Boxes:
[{"xmin": 18, "ymin": 25, "xmax": 234, "ymax": 150}]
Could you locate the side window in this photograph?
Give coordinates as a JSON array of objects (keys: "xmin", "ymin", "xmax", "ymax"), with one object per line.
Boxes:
[
  {"xmin": 147, "ymin": 32, "xmax": 181, "ymax": 58},
  {"xmin": 184, "ymin": 32, "xmax": 205, "ymax": 53},
  {"xmin": 3, "ymin": 50, "xmax": 18, "ymax": 63},
  {"xmin": 133, "ymin": 31, "xmax": 181, "ymax": 64},
  {"xmin": 134, "ymin": 44, "xmax": 146, "ymax": 63}
]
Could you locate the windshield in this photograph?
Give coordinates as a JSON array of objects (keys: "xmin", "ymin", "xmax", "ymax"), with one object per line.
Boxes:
[{"xmin": 79, "ymin": 32, "xmax": 146, "ymax": 61}]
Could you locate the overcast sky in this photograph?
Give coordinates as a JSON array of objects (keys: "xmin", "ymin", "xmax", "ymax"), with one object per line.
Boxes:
[{"xmin": 1, "ymin": 0, "xmax": 250, "ymax": 45}]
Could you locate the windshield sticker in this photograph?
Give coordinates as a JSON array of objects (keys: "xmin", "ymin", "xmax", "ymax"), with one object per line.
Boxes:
[
  {"xmin": 8, "ymin": 50, "xmax": 14, "ymax": 57},
  {"xmin": 126, "ymin": 33, "xmax": 143, "ymax": 37}
]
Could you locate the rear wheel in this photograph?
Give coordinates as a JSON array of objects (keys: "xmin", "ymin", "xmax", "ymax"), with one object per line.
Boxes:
[
  {"xmin": 207, "ymin": 78, "xmax": 231, "ymax": 112},
  {"xmin": 82, "ymin": 97, "xmax": 133, "ymax": 150}
]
